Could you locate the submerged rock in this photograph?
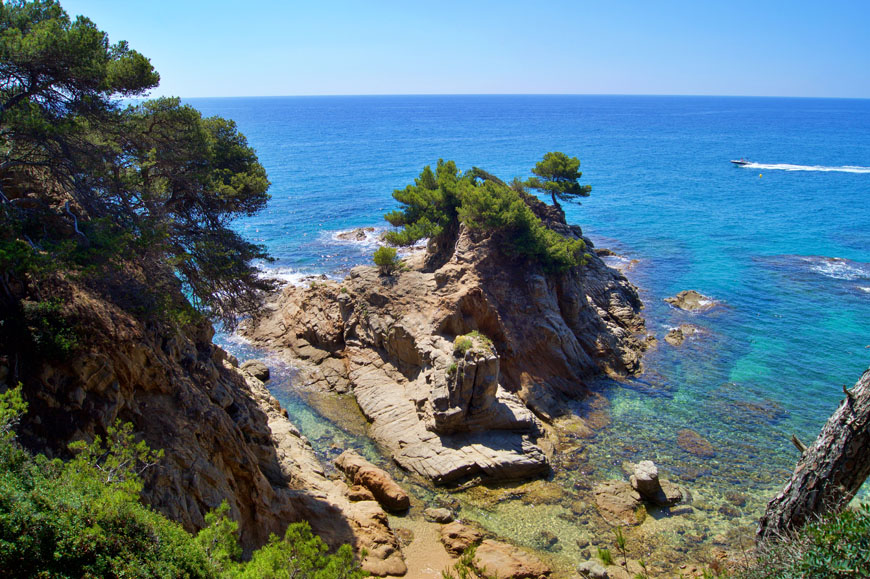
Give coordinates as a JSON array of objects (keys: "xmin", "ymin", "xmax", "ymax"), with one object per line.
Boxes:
[
  {"xmin": 664, "ymin": 324, "xmax": 704, "ymax": 346},
  {"xmin": 664, "ymin": 290, "xmax": 717, "ymax": 312},
  {"xmin": 423, "ymin": 507, "xmax": 454, "ymax": 523},
  {"xmin": 677, "ymin": 429, "xmax": 717, "ymax": 457}
]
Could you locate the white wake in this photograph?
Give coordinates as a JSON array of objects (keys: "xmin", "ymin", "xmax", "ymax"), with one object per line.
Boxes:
[{"xmin": 739, "ymin": 162, "xmax": 870, "ymax": 174}]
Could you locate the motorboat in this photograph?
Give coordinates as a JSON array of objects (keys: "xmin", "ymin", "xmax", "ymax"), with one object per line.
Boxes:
[{"xmin": 730, "ymin": 158, "xmax": 750, "ymax": 166}]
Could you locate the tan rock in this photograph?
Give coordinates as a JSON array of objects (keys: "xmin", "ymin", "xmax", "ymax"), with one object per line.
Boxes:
[
  {"xmin": 664, "ymin": 290, "xmax": 717, "ymax": 312},
  {"xmin": 336, "ymin": 449, "xmax": 410, "ymax": 512},
  {"xmin": 439, "ymin": 521, "xmax": 483, "ymax": 556},
  {"xmin": 243, "ymin": 215, "xmax": 646, "ymax": 488},
  {"xmin": 473, "ymin": 539, "xmax": 551, "ymax": 578},
  {"xmin": 593, "ymin": 481, "xmax": 644, "ymax": 526}
]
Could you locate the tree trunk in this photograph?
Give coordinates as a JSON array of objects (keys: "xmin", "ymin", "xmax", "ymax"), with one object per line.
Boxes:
[{"xmin": 757, "ymin": 367, "xmax": 870, "ymax": 542}]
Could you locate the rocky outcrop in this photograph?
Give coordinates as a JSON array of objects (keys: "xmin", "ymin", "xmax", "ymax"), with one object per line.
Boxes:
[
  {"xmin": 440, "ymin": 521, "xmax": 483, "ymax": 555},
  {"xmin": 473, "ymin": 540, "xmax": 551, "ymax": 579},
  {"xmin": 336, "ymin": 449, "xmax": 410, "ymax": 512},
  {"xmin": 664, "ymin": 290, "xmax": 717, "ymax": 312},
  {"xmin": 594, "ymin": 462, "xmax": 685, "ymax": 526},
  {"xmin": 244, "ymin": 213, "xmax": 646, "ymax": 487},
  {"xmin": 664, "ymin": 324, "xmax": 703, "ymax": 346},
  {"xmin": 8, "ymin": 284, "xmax": 404, "ymax": 575}
]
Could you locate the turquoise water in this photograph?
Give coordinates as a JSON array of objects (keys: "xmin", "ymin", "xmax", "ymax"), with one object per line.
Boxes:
[{"xmin": 200, "ymin": 95, "xmax": 870, "ymax": 567}]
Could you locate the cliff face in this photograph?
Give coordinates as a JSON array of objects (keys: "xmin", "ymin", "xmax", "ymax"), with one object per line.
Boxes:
[
  {"xmin": 4, "ymin": 282, "xmax": 406, "ymax": 576},
  {"xmin": 243, "ymin": 215, "xmax": 646, "ymax": 486}
]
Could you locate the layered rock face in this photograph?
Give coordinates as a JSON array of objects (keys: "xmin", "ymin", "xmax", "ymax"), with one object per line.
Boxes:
[
  {"xmin": 7, "ymin": 285, "xmax": 404, "ymax": 575},
  {"xmin": 244, "ymin": 212, "xmax": 646, "ymax": 486}
]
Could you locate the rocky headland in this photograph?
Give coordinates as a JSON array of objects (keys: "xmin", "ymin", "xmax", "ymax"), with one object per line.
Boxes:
[
  {"xmin": 242, "ymin": 201, "xmax": 648, "ymax": 488},
  {"xmin": 6, "ymin": 282, "xmax": 406, "ymax": 575}
]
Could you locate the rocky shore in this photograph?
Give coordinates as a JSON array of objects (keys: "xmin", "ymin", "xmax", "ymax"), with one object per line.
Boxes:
[{"xmin": 242, "ymin": 206, "xmax": 648, "ymax": 489}]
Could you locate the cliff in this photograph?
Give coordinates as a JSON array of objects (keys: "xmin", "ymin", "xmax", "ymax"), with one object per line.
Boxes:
[
  {"xmin": 3, "ymin": 281, "xmax": 406, "ymax": 576},
  {"xmin": 243, "ymin": 208, "xmax": 647, "ymax": 487}
]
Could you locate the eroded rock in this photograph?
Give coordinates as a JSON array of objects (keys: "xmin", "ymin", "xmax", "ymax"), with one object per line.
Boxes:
[
  {"xmin": 335, "ymin": 449, "xmax": 410, "ymax": 512},
  {"xmin": 473, "ymin": 539, "xmax": 551, "ymax": 579},
  {"xmin": 664, "ymin": 290, "xmax": 717, "ymax": 312},
  {"xmin": 440, "ymin": 521, "xmax": 483, "ymax": 556},
  {"xmin": 240, "ymin": 358, "xmax": 270, "ymax": 381},
  {"xmin": 243, "ymin": 214, "xmax": 647, "ymax": 488}
]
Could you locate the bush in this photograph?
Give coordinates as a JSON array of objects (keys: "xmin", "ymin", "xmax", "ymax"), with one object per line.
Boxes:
[
  {"xmin": 373, "ymin": 246, "xmax": 401, "ymax": 275},
  {"xmin": 453, "ymin": 336, "xmax": 473, "ymax": 357},
  {"xmin": 0, "ymin": 387, "xmax": 366, "ymax": 579},
  {"xmin": 384, "ymin": 159, "xmax": 587, "ymax": 273},
  {"xmin": 735, "ymin": 503, "xmax": 870, "ymax": 579}
]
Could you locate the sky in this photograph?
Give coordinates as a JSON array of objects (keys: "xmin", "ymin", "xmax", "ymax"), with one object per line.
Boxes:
[{"xmin": 60, "ymin": 0, "xmax": 870, "ymax": 99}]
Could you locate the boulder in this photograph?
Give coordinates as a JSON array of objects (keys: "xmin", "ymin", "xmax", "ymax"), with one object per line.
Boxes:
[
  {"xmin": 336, "ymin": 227, "xmax": 375, "ymax": 241},
  {"xmin": 347, "ymin": 485, "xmax": 376, "ymax": 502},
  {"xmin": 423, "ymin": 507, "xmax": 454, "ymax": 523},
  {"xmin": 335, "ymin": 450, "xmax": 410, "ymax": 512},
  {"xmin": 473, "ymin": 540, "xmax": 551, "ymax": 578},
  {"xmin": 665, "ymin": 323, "xmax": 703, "ymax": 346},
  {"xmin": 593, "ymin": 481, "xmax": 644, "ymax": 526},
  {"xmin": 664, "ymin": 290, "xmax": 716, "ymax": 312},
  {"xmin": 577, "ymin": 560, "xmax": 609, "ymax": 579},
  {"xmin": 439, "ymin": 521, "xmax": 482, "ymax": 556},
  {"xmin": 677, "ymin": 429, "xmax": 716, "ymax": 457},
  {"xmin": 628, "ymin": 461, "xmax": 684, "ymax": 507},
  {"xmin": 240, "ymin": 359, "xmax": 270, "ymax": 381}
]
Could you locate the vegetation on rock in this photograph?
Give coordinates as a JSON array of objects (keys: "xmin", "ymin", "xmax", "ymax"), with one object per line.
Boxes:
[
  {"xmin": 372, "ymin": 245, "xmax": 400, "ymax": 275},
  {"xmin": 0, "ymin": 0, "xmax": 273, "ymax": 338},
  {"xmin": 383, "ymin": 157, "xmax": 588, "ymax": 272},
  {"xmin": 525, "ymin": 151, "xmax": 591, "ymax": 210},
  {"xmin": 0, "ymin": 386, "xmax": 366, "ymax": 578}
]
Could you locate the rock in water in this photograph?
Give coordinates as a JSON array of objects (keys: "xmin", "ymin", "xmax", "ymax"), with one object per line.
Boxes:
[
  {"xmin": 335, "ymin": 450, "xmax": 410, "ymax": 512},
  {"xmin": 423, "ymin": 507, "xmax": 454, "ymax": 523},
  {"xmin": 664, "ymin": 290, "xmax": 717, "ymax": 312},
  {"xmin": 473, "ymin": 540, "xmax": 551, "ymax": 578},
  {"xmin": 577, "ymin": 560, "xmax": 609, "ymax": 578},
  {"xmin": 630, "ymin": 460, "xmax": 662, "ymax": 499},
  {"xmin": 240, "ymin": 358, "xmax": 270, "ymax": 381},
  {"xmin": 440, "ymin": 521, "xmax": 483, "ymax": 556},
  {"xmin": 677, "ymin": 429, "xmax": 717, "ymax": 457}
]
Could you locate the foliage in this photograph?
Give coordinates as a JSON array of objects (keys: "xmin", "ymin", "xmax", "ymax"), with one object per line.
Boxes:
[
  {"xmin": 453, "ymin": 336, "xmax": 473, "ymax": 357},
  {"xmin": 614, "ymin": 526, "xmax": 628, "ymax": 568},
  {"xmin": 384, "ymin": 160, "xmax": 462, "ymax": 246},
  {"xmin": 439, "ymin": 546, "xmax": 496, "ymax": 579},
  {"xmin": 598, "ymin": 546, "xmax": 613, "ymax": 566},
  {"xmin": 0, "ymin": 0, "xmax": 273, "ymax": 329},
  {"xmin": 524, "ymin": 151, "xmax": 591, "ymax": 210},
  {"xmin": 227, "ymin": 522, "xmax": 365, "ymax": 579},
  {"xmin": 20, "ymin": 298, "xmax": 79, "ymax": 358},
  {"xmin": 0, "ymin": 387, "xmax": 366, "ymax": 579},
  {"xmin": 373, "ymin": 245, "xmax": 400, "ymax": 275},
  {"xmin": 735, "ymin": 503, "xmax": 870, "ymax": 578},
  {"xmin": 384, "ymin": 156, "xmax": 588, "ymax": 273}
]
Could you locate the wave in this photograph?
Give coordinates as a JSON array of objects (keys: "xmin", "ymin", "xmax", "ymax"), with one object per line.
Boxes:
[
  {"xmin": 330, "ymin": 226, "xmax": 386, "ymax": 247},
  {"xmin": 800, "ymin": 256, "xmax": 870, "ymax": 281},
  {"xmin": 256, "ymin": 265, "xmax": 335, "ymax": 286},
  {"xmin": 738, "ymin": 162, "xmax": 870, "ymax": 174}
]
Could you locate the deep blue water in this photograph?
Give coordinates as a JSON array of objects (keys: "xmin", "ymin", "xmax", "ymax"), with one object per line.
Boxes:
[{"xmin": 197, "ymin": 95, "xmax": 870, "ymax": 555}]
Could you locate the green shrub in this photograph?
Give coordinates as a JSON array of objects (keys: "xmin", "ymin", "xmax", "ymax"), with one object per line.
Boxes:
[
  {"xmin": 453, "ymin": 336, "xmax": 473, "ymax": 357},
  {"xmin": 736, "ymin": 503, "xmax": 870, "ymax": 579},
  {"xmin": 373, "ymin": 246, "xmax": 401, "ymax": 275},
  {"xmin": 446, "ymin": 362, "xmax": 458, "ymax": 377},
  {"xmin": 21, "ymin": 299, "xmax": 80, "ymax": 359},
  {"xmin": 384, "ymin": 158, "xmax": 587, "ymax": 273},
  {"xmin": 0, "ymin": 387, "xmax": 366, "ymax": 579},
  {"xmin": 598, "ymin": 546, "xmax": 613, "ymax": 566}
]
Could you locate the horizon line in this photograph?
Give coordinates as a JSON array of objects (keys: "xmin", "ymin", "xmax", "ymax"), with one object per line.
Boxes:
[{"xmin": 163, "ymin": 92, "xmax": 870, "ymax": 101}]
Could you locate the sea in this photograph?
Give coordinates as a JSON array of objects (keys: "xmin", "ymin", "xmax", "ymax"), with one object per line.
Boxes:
[{"xmin": 190, "ymin": 95, "xmax": 870, "ymax": 571}]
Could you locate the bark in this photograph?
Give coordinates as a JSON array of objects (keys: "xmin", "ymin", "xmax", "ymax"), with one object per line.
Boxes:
[{"xmin": 757, "ymin": 367, "xmax": 870, "ymax": 542}]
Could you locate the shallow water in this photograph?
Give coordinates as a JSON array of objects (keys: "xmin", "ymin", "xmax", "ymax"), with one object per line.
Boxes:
[{"xmin": 203, "ymin": 95, "xmax": 870, "ymax": 574}]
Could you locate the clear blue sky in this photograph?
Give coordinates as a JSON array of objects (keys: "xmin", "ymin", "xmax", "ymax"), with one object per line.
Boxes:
[{"xmin": 61, "ymin": 0, "xmax": 870, "ymax": 98}]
